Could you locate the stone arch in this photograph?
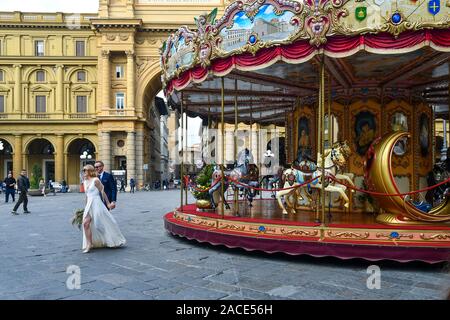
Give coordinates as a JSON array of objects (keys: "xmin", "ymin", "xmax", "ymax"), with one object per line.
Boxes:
[
  {"xmin": 25, "ymin": 138, "xmax": 55, "ymax": 155},
  {"xmin": 24, "ymin": 66, "xmax": 56, "ymax": 83},
  {"xmin": 65, "ymin": 136, "xmax": 98, "ymax": 154},
  {"xmin": 65, "ymin": 66, "xmax": 97, "ymax": 82},
  {"xmin": 0, "ymin": 136, "xmax": 15, "ymax": 154},
  {"xmin": 0, "ymin": 67, "xmax": 13, "ymax": 82},
  {"xmin": 135, "ymin": 61, "xmax": 162, "ymax": 114}
]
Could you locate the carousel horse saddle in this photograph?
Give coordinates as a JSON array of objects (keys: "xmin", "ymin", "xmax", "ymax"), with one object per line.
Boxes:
[{"xmin": 293, "ymin": 159, "xmax": 317, "ymax": 173}]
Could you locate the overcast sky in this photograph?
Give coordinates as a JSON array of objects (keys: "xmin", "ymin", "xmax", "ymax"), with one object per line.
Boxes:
[{"xmin": 0, "ymin": 0, "xmax": 99, "ymax": 13}]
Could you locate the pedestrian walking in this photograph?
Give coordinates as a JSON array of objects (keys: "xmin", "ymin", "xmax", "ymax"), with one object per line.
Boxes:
[
  {"xmin": 12, "ymin": 169, "xmax": 31, "ymax": 215},
  {"xmin": 119, "ymin": 179, "xmax": 126, "ymax": 193},
  {"xmin": 4, "ymin": 172, "xmax": 16, "ymax": 203},
  {"xmin": 130, "ymin": 178, "xmax": 135, "ymax": 193},
  {"xmin": 39, "ymin": 179, "xmax": 46, "ymax": 197}
]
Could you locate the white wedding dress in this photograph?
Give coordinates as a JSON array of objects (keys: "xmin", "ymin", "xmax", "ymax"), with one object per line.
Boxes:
[{"xmin": 82, "ymin": 178, "xmax": 126, "ymax": 250}]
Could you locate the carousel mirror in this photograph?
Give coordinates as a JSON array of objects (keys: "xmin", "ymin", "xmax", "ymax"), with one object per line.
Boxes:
[
  {"xmin": 391, "ymin": 112, "xmax": 408, "ymax": 156},
  {"xmin": 324, "ymin": 114, "xmax": 339, "ymax": 149}
]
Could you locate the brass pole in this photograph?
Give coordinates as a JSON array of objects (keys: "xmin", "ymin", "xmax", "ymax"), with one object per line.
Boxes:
[
  {"xmin": 234, "ymin": 79, "xmax": 239, "ymax": 215},
  {"xmin": 328, "ymin": 72, "xmax": 332, "ymax": 146},
  {"xmin": 221, "ymin": 77, "xmax": 225, "ymax": 218},
  {"xmin": 315, "ymin": 62, "xmax": 322, "ymax": 223},
  {"xmin": 320, "ymin": 57, "xmax": 326, "ymax": 226},
  {"xmin": 185, "ymin": 104, "xmax": 188, "ymax": 205},
  {"xmin": 180, "ymin": 91, "xmax": 184, "ymax": 211}
]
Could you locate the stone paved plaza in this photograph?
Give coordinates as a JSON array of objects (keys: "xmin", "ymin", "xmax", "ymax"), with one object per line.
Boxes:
[{"xmin": 0, "ymin": 190, "xmax": 449, "ymax": 300}]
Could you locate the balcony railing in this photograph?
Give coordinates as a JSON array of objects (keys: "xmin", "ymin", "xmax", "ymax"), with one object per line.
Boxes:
[
  {"xmin": 0, "ymin": 113, "xmax": 95, "ymax": 120},
  {"xmin": 0, "ymin": 12, "xmax": 95, "ymax": 25},
  {"xmin": 27, "ymin": 113, "xmax": 50, "ymax": 119}
]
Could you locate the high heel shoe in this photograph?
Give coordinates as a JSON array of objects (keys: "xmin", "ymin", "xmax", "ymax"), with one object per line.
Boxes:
[{"xmin": 82, "ymin": 245, "xmax": 92, "ymax": 253}]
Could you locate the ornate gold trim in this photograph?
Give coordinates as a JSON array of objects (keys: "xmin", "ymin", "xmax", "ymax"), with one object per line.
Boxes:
[{"xmin": 326, "ymin": 231, "xmax": 370, "ymax": 239}]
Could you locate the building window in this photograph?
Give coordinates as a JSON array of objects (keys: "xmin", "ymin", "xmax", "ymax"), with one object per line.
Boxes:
[
  {"xmin": 77, "ymin": 71, "xmax": 86, "ymax": 82},
  {"xmin": 116, "ymin": 65, "xmax": 124, "ymax": 78},
  {"xmin": 0, "ymin": 95, "xmax": 4, "ymax": 113},
  {"xmin": 0, "ymin": 70, "xmax": 4, "ymax": 82},
  {"xmin": 35, "ymin": 40, "xmax": 44, "ymax": 56},
  {"xmin": 36, "ymin": 70, "xmax": 45, "ymax": 82},
  {"xmin": 76, "ymin": 96, "xmax": 87, "ymax": 113},
  {"xmin": 115, "ymin": 93, "xmax": 124, "ymax": 109},
  {"xmin": 35, "ymin": 95, "xmax": 46, "ymax": 113},
  {"xmin": 76, "ymin": 40, "xmax": 85, "ymax": 57}
]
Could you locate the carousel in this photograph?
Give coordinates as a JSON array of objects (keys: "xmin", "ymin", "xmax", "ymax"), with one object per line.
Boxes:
[{"xmin": 161, "ymin": 0, "xmax": 450, "ymax": 263}]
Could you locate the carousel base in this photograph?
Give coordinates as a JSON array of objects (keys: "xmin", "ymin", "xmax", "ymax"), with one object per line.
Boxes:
[{"xmin": 164, "ymin": 199, "xmax": 450, "ymax": 264}]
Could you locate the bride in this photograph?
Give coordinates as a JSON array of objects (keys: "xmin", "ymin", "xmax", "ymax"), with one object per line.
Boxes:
[{"xmin": 82, "ymin": 164, "xmax": 126, "ymax": 253}]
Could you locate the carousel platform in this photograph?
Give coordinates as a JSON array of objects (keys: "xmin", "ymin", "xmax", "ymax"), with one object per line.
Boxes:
[{"xmin": 164, "ymin": 199, "xmax": 450, "ymax": 264}]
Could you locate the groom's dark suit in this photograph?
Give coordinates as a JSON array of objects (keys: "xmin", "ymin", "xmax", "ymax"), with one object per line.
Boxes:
[{"xmin": 99, "ymin": 171, "xmax": 117, "ymax": 207}]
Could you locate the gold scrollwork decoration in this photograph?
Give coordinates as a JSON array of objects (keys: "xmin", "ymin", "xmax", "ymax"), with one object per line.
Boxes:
[
  {"xmin": 219, "ymin": 224, "xmax": 246, "ymax": 231},
  {"xmin": 327, "ymin": 231, "xmax": 370, "ymax": 239},
  {"xmin": 420, "ymin": 233, "xmax": 450, "ymax": 241},
  {"xmin": 280, "ymin": 229, "xmax": 319, "ymax": 237}
]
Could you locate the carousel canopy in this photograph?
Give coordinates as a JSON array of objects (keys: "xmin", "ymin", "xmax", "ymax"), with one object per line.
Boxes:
[{"xmin": 160, "ymin": 0, "xmax": 450, "ymax": 123}]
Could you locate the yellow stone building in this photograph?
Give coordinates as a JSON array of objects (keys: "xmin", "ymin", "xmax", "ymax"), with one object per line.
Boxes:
[{"xmin": 0, "ymin": 0, "xmax": 228, "ymax": 189}]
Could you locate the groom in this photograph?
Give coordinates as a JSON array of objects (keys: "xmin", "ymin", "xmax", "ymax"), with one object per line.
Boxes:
[{"xmin": 94, "ymin": 161, "xmax": 117, "ymax": 210}]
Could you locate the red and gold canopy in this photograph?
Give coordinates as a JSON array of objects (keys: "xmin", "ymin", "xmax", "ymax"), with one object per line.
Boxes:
[{"xmin": 160, "ymin": 0, "xmax": 450, "ymax": 123}]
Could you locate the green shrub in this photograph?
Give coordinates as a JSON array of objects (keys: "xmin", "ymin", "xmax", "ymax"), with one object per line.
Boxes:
[{"xmin": 30, "ymin": 164, "xmax": 43, "ymax": 189}]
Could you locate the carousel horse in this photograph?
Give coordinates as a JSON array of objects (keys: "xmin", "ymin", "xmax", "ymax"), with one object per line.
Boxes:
[
  {"xmin": 276, "ymin": 141, "xmax": 355, "ymax": 215},
  {"xmin": 425, "ymin": 160, "xmax": 450, "ymax": 206},
  {"xmin": 208, "ymin": 148, "xmax": 260, "ymax": 209}
]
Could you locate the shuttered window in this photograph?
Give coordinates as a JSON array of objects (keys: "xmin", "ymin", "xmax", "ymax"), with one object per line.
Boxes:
[
  {"xmin": 76, "ymin": 96, "xmax": 87, "ymax": 113},
  {"xmin": 35, "ymin": 95, "xmax": 46, "ymax": 113},
  {"xmin": 76, "ymin": 41, "xmax": 85, "ymax": 57}
]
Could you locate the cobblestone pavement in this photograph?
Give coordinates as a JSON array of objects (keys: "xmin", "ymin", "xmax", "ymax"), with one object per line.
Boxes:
[{"xmin": 0, "ymin": 190, "xmax": 449, "ymax": 300}]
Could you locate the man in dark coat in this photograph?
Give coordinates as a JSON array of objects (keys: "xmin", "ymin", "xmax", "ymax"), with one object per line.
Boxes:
[
  {"xmin": 4, "ymin": 172, "xmax": 16, "ymax": 203},
  {"xmin": 12, "ymin": 169, "xmax": 30, "ymax": 215},
  {"xmin": 94, "ymin": 161, "xmax": 117, "ymax": 209}
]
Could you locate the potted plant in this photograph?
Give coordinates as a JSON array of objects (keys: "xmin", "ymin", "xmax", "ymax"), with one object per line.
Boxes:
[
  {"xmin": 28, "ymin": 164, "xmax": 47, "ymax": 196},
  {"xmin": 191, "ymin": 164, "xmax": 214, "ymax": 209}
]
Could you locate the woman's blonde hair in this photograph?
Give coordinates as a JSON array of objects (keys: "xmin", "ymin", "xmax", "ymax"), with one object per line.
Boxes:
[{"xmin": 83, "ymin": 164, "xmax": 97, "ymax": 178}]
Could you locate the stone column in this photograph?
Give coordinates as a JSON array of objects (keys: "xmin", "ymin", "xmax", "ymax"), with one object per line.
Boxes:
[
  {"xmin": 135, "ymin": 130, "xmax": 144, "ymax": 188},
  {"xmin": 13, "ymin": 65, "xmax": 22, "ymax": 113},
  {"xmin": 55, "ymin": 134, "xmax": 64, "ymax": 182},
  {"xmin": 101, "ymin": 50, "xmax": 111, "ymax": 112},
  {"xmin": 126, "ymin": 50, "xmax": 135, "ymax": 112},
  {"xmin": 64, "ymin": 152, "xmax": 68, "ymax": 184},
  {"xmin": 126, "ymin": 131, "xmax": 136, "ymax": 187},
  {"xmin": 13, "ymin": 135, "xmax": 22, "ymax": 178},
  {"xmin": 100, "ymin": 131, "xmax": 111, "ymax": 171},
  {"xmin": 56, "ymin": 65, "xmax": 64, "ymax": 113}
]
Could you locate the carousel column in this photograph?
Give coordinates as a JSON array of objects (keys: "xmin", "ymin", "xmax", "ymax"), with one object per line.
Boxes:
[
  {"xmin": 221, "ymin": 77, "xmax": 225, "ymax": 218},
  {"xmin": 234, "ymin": 80, "xmax": 239, "ymax": 214},
  {"xmin": 100, "ymin": 131, "xmax": 112, "ymax": 171},
  {"xmin": 126, "ymin": 131, "xmax": 136, "ymax": 187},
  {"xmin": 442, "ymin": 120, "xmax": 448, "ymax": 161},
  {"xmin": 135, "ymin": 130, "xmax": 144, "ymax": 189},
  {"xmin": 185, "ymin": 106, "xmax": 188, "ymax": 205},
  {"xmin": 13, "ymin": 135, "xmax": 22, "ymax": 178},
  {"xmin": 180, "ymin": 93, "xmax": 184, "ymax": 210},
  {"xmin": 55, "ymin": 134, "xmax": 64, "ymax": 182}
]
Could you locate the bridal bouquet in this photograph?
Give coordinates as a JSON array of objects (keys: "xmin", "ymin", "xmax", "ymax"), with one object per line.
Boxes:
[{"xmin": 71, "ymin": 208, "xmax": 84, "ymax": 230}]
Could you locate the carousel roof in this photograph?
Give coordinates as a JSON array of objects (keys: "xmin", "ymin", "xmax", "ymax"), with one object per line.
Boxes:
[{"xmin": 160, "ymin": 0, "xmax": 450, "ymax": 123}]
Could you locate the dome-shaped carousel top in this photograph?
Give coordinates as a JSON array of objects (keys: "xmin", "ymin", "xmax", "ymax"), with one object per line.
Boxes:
[{"xmin": 160, "ymin": 0, "xmax": 450, "ymax": 93}]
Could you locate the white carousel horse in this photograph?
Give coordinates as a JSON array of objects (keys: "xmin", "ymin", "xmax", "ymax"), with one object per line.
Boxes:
[{"xmin": 276, "ymin": 141, "xmax": 355, "ymax": 215}]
